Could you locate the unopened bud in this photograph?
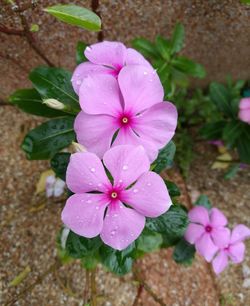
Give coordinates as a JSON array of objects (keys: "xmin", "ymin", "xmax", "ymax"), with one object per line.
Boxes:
[
  {"xmin": 72, "ymin": 141, "xmax": 87, "ymax": 152},
  {"xmin": 43, "ymin": 98, "xmax": 65, "ymax": 110}
]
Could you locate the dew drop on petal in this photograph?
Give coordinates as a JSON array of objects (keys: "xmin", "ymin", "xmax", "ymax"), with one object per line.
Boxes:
[
  {"xmin": 88, "ymin": 182, "xmax": 93, "ymax": 186},
  {"xmin": 122, "ymin": 165, "xmax": 128, "ymax": 170},
  {"xmin": 86, "ymin": 46, "xmax": 91, "ymax": 52},
  {"xmin": 143, "ymin": 71, "xmax": 148, "ymax": 75},
  {"xmin": 97, "ymin": 183, "xmax": 102, "ymax": 187},
  {"xmin": 86, "ymin": 200, "xmax": 92, "ymax": 204},
  {"xmin": 90, "ymin": 167, "xmax": 96, "ymax": 173},
  {"xmin": 76, "ymin": 79, "xmax": 82, "ymax": 85},
  {"xmin": 133, "ymin": 189, "xmax": 138, "ymax": 193},
  {"xmin": 147, "ymin": 182, "xmax": 151, "ymax": 186},
  {"xmin": 95, "ymin": 206, "xmax": 100, "ymax": 210}
]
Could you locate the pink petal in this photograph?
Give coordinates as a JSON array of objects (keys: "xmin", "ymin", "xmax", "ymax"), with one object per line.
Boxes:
[
  {"xmin": 133, "ymin": 102, "xmax": 177, "ymax": 150},
  {"xmin": 230, "ymin": 224, "xmax": 250, "ymax": 244},
  {"xmin": 84, "ymin": 41, "xmax": 126, "ymax": 69},
  {"xmin": 184, "ymin": 223, "xmax": 205, "ymax": 244},
  {"xmin": 239, "ymin": 97, "xmax": 250, "ymax": 109},
  {"xmin": 210, "ymin": 208, "xmax": 228, "ymax": 227},
  {"xmin": 118, "ymin": 65, "xmax": 164, "ymax": 114},
  {"xmin": 211, "ymin": 227, "xmax": 231, "ymax": 248},
  {"xmin": 66, "ymin": 152, "xmax": 110, "ymax": 193},
  {"xmin": 188, "ymin": 206, "xmax": 210, "ymax": 226},
  {"xmin": 74, "ymin": 111, "xmax": 118, "ymax": 158},
  {"xmin": 113, "ymin": 127, "xmax": 159, "ymax": 162},
  {"xmin": 103, "ymin": 145, "xmax": 150, "ymax": 188},
  {"xmin": 121, "ymin": 171, "xmax": 171, "ymax": 217},
  {"xmin": 212, "ymin": 251, "xmax": 228, "ymax": 275},
  {"xmin": 229, "ymin": 242, "xmax": 246, "ymax": 263},
  {"xmin": 79, "ymin": 74, "xmax": 123, "ymax": 116},
  {"xmin": 195, "ymin": 233, "xmax": 219, "ymax": 262},
  {"xmin": 61, "ymin": 193, "xmax": 109, "ymax": 238},
  {"xmin": 239, "ymin": 109, "xmax": 250, "ymax": 124},
  {"xmin": 71, "ymin": 62, "xmax": 112, "ymax": 95},
  {"xmin": 100, "ymin": 201, "xmax": 145, "ymax": 250},
  {"xmin": 125, "ymin": 48, "xmax": 152, "ymax": 67}
]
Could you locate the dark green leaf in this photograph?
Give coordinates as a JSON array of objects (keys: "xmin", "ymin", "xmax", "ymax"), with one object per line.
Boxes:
[
  {"xmin": 146, "ymin": 205, "xmax": 189, "ymax": 245},
  {"xmin": 9, "ymin": 88, "xmax": 66, "ymax": 117},
  {"xmin": 172, "ymin": 56, "xmax": 206, "ymax": 78},
  {"xmin": 65, "ymin": 231, "xmax": 102, "ymax": 259},
  {"xmin": 173, "ymin": 238, "xmax": 195, "ymax": 265},
  {"xmin": 200, "ymin": 121, "xmax": 225, "ymax": 140},
  {"xmin": 153, "ymin": 141, "xmax": 176, "ymax": 173},
  {"xmin": 224, "ymin": 164, "xmax": 240, "ymax": 180},
  {"xmin": 44, "ymin": 4, "xmax": 101, "ymax": 31},
  {"xmin": 164, "ymin": 180, "xmax": 181, "ymax": 197},
  {"xmin": 171, "ymin": 23, "xmax": 185, "ymax": 54},
  {"xmin": 99, "ymin": 243, "xmax": 135, "ymax": 275},
  {"xmin": 209, "ymin": 82, "xmax": 232, "ymax": 116},
  {"xmin": 137, "ymin": 228, "xmax": 163, "ymax": 253},
  {"xmin": 29, "ymin": 66, "xmax": 80, "ymax": 112},
  {"xmin": 236, "ymin": 125, "xmax": 250, "ymax": 164},
  {"xmin": 81, "ymin": 253, "xmax": 100, "ymax": 270},
  {"xmin": 222, "ymin": 120, "xmax": 243, "ymax": 147},
  {"xmin": 195, "ymin": 195, "xmax": 212, "ymax": 210},
  {"xmin": 21, "ymin": 117, "xmax": 75, "ymax": 160},
  {"xmin": 132, "ymin": 38, "xmax": 159, "ymax": 59},
  {"xmin": 155, "ymin": 36, "xmax": 171, "ymax": 60},
  {"xmin": 51, "ymin": 152, "xmax": 71, "ymax": 180},
  {"xmin": 76, "ymin": 41, "xmax": 88, "ymax": 64}
]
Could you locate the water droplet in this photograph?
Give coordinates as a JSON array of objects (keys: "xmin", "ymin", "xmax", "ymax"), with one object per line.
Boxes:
[
  {"xmin": 86, "ymin": 46, "xmax": 91, "ymax": 52},
  {"xmin": 97, "ymin": 183, "xmax": 102, "ymax": 187},
  {"xmin": 119, "ymin": 179, "xmax": 123, "ymax": 183},
  {"xmin": 122, "ymin": 165, "xmax": 128, "ymax": 170},
  {"xmin": 130, "ymin": 233, "xmax": 134, "ymax": 237},
  {"xmin": 106, "ymin": 213, "xmax": 110, "ymax": 217},
  {"xmin": 133, "ymin": 188, "xmax": 138, "ymax": 193},
  {"xmin": 88, "ymin": 182, "xmax": 93, "ymax": 186},
  {"xmin": 149, "ymin": 78, "xmax": 153, "ymax": 82},
  {"xmin": 110, "ymin": 230, "xmax": 116, "ymax": 236},
  {"xmin": 103, "ymin": 102, "xmax": 107, "ymax": 105},
  {"xmin": 90, "ymin": 167, "xmax": 95, "ymax": 173},
  {"xmin": 143, "ymin": 71, "xmax": 148, "ymax": 75},
  {"xmin": 76, "ymin": 79, "xmax": 82, "ymax": 85},
  {"xmin": 113, "ymin": 214, "xmax": 118, "ymax": 217},
  {"xmin": 95, "ymin": 206, "xmax": 100, "ymax": 210},
  {"xmin": 147, "ymin": 182, "xmax": 151, "ymax": 186},
  {"xmin": 76, "ymin": 215, "xmax": 80, "ymax": 219},
  {"xmin": 86, "ymin": 200, "xmax": 92, "ymax": 204}
]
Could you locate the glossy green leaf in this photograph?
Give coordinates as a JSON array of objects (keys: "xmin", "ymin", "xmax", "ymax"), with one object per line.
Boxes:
[
  {"xmin": 200, "ymin": 121, "xmax": 225, "ymax": 140},
  {"xmin": 195, "ymin": 195, "xmax": 212, "ymax": 210},
  {"xmin": 153, "ymin": 141, "xmax": 176, "ymax": 173},
  {"xmin": 236, "ymin": 125, "xmax": 250, "ymax": 164},
  {"xmin": 155, "ymin": 36, "xmax": 171, "ymax": 60},
  {"xmin": 22, "ymin": 117, "xmax": 75, "ymax": 160},
  {"xmin": 164, "ymin": 180, "xmax": 181, "ymax": 198},
  {"xmin": 29, "ymin": 66, "xmax": 80, "ymax": 112},
  {"xmin": 172, "ymin": 56, "xmax": 206, "ymax": 78},
  {"xmin": 222, "ymin": 120, "xmax": 243, "ymax": 147},
  {"xmin": 137, "ymin": 228, "xmax": 163, "ymax": 253},
  {"xmin": 171, "ymin": 23, "xmax": 185, "ymax": 54},
  {"xmin": 173, "ymin": 238, "xmax": 195, "ymax": 265},
  {"xmin": 209, "ymin": 82, "xmax": 232, "ymax": 116},
  {"xmin": 65, "ymin": 231, "xmax": 102, "ymax": 259},
  {"xmin": 132, "ymin": 38, "xmax": 159, "ymax": 59},
  {"xmin": 9, "ymin": 88, "xmax": 66, "ymax": 117},
  {"xmin": 76, "ymin": 41, "xmax": 88, "ymax": 64},
  {"xmin": 44, "ymin": 4, "xmax": 101, "ymax": 31},
  {"xmin": 51, "ymin": 152, "xmax": 71, "ymax": 180}
]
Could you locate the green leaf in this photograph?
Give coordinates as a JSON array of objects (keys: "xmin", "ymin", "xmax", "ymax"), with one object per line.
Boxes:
[
  {"xmin": 30, "ymin": 24, "xmax": 39, "ymax": 32},
  {"xmin": 241, "ymin": 0, "xmax": 250, "ymax": 4},
  {"xmin": 137, "ymin": 228, "xmax": 163, "ymax": 253},
  {"xmin": 155, "ymin": 36, "xmax": 171, "ymax": 60},
  {"xmin": 164, "ymin": 180, "xmax": 181, "ymax": 197},
  {"xmin": 195, "ymin": 195, "xmax": 212, "ymax": 210},
  {"xmin": 29, "ymin": 66, "xmax": 80, "ymax": 112},
  {"xmin": 100, "ymin": 243, "xmax": 135, "ymax": 275},
  {"xmin": 171, "ymin": 23, "xmax": 185, "ymax": 54},
  {"xmin": 132, "ymin": 38, "xmax": 159, "ymax": 59},
  {"xmin": 81, "ymin": 254, "xmax": 100, "ymax": 270},
  {"xmin": 200, "ymin": 121, "xmax": 225, "ymax": 140},
  {"xmin": 173, "ymin": 238, "xmax": 195, "ymax": 265},
  {"xmin": 21, "ymin": 117, "xmax": 75, "ymax": 160},
  {"xmin": 9, "ymin": 88, "xmax": 66, "ymax": 117},
  {"xmin": 76, "ymin": 41, "xmax": 88, "ymax": 64},
  {"xmin": 153, "ymin": 141, "xmax": 176, "ymax": 173},
  {"xmin": 172, "ymin": 56, "xmax": 206, "ymax": 78},
  {"xmin": 209, "ymin": 82, "xmax": 232, "ymax": 116},
  {"xmin": 222, "ymin": 120, "xmax": 243, "ymax": 148},
  {"xmin": 51, "ymin": 152, "xmax": 71, "ymax": 180},
  {"xmin": 65, "ymin": 231, "xmax": 102, "ymax": 259},
  {"xmin": 146, "ymin": 205, "xmax": 189, "ymax": 244},
  {"xmin": 236, "ymin": 125, "xmax": 250, "ymax": 164},
  {"xmin": 44, "ymin": 4, "xmax": 101, "ymax": 31},
  {"xmin": 224, "ymin": 164, "xmax": 240, "ymax": 180}
]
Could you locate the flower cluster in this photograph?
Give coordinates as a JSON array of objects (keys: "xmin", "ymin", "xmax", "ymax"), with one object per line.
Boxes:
[
  {"xmin": 185, "ymin": 206, "xmax": 250, "ymax": 274},
  {"xmin": 61, "ymin": 41, "xmax": 177, "ymax": 250}
]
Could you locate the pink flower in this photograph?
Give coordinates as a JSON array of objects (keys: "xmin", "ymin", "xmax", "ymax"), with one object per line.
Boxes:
[
  {"xmin": 74, "ymin": 65, "xmax": 177, "ymax": 162},
  {"xmin": 71, "ymin": 41, "xmax": 152, "ymax": 94},
  {"xmin": 212, "ymin": 225, "xmax": 250, "ymax": 274},
  {"xmin": 185, "ymin": 206, "xmax": 230, "ymax": 262},
  {"xmin": 238, "ymin": 97, "xmax": 250, "ymax": 124},
  {"xmin": 61, "ymin": 145, "xmax": 171, "ymax": 250}
]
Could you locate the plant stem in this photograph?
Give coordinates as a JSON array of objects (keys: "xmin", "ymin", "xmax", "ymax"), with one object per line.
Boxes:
[
  {"xmin": 132, "ymin": 283, "xmax": 143, "ymax": 306},
  {"xmin": 90, "ymin": 268, "xmax": 97, "ymax": 306},
  {"xmin": 0, "ymin": 24, "xmax": 24, "ymax": 36},
  {"xmin": 83, "ymin": 270, "xmax": 90, "ymax": 303}
]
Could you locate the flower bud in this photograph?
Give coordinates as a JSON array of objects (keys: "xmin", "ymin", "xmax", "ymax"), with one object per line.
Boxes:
[
  {"xmin": 43, "ymin": 98, "xmax": 65, "ymax": 110},
  {"xmin": 72, "ymin": 141, "xmax": 87, "ymax": 152}
]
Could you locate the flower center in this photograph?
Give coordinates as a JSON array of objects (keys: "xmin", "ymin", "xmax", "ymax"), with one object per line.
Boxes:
[
  {"xmin": 205, "ymin": 225, "xmax": 212, "ymax": 233},
  {"xmin": 111, "ymin": 191, "xmax": 118, "ymax": 199},
  {"xmin": 122, "ymin": 117, "xmax": 129, "ymax": 124}
]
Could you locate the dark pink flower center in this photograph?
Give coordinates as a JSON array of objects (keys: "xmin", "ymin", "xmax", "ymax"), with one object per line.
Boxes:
[
  {"xmin": 205, "ymin": 225, "xmax": 212, "ymax": 233},
  {"xmin": 118, "ymin": 112, "xmax": 134, "ymax": 128},
  {"xmin": 107, "ymin": 187, "xmax": 122, "ymax": 202}
]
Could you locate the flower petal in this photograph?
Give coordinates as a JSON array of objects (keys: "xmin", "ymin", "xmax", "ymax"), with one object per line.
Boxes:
[
  {"xmin": 74, "ymin": 111, "xmax": 118, "ymax": 158},
  {"xmin": 118, "ymin": 65, "xmax": 164, "ymax": 114},
  {"xmin": 125, "ymin": 48, "xmax": 152, "ymax": 67},
  {"xmin": 210, "ymin": 208, "xmax": 228, "ymax": 227},
  {"xmin": 103, "ymin": 145, "xmax": 150, "ymax": 188},
  {"xmin": 61, "ymin": 193, "xmax": 109, "ymax": 238},
  {"xmin": 133, "ymin": 102, "xmax": 177, "ymax": 150},
  {"xmin": 195, "ymin": 233, "xmax": 218, "ymax": 262},
  {"xmin": 212, "ymin": 251, "xmax": 228, "ymax": 275},
  {"xmin": 71, "ymin": 62, "xmax": 112, "ymax": 95},
  {"xmin": 239, "ymin": 97, "xmax": 250, "ymax": 109},
  {"xmin": 100, "ymin": 201, "xmax": 145, "ymax": 250},
  {"xmin": 211, "ymin": 227, "xmax": 231, "ymax": 248},
  {"xmin": 229, "ymin": 242, "xmax": 246, "ymax": 263},
  {"xmin": 239, "ymin": 109, "xmax": 250, "ymax": 124},
  {"xmin": 188, "ymin": 206, "xmax": 210, "ymax": 226},
  {"xmin": 79, "ymin": 74, "xmax": 123, "ymax": 115},
  {"xmin": 66, "ymin": 152, "xmax": 110, "ymax": 193},
  {"xmin": 122, "ymin": 171, "xmax": 171, "ymax": 217},
  {"xmin": 230, "ymin": 224, "xmax": 250, "ymax": 244},
  {"xmin": 184, "ymin": 223, "xmax": 205, "ymax": 244},
  {"xmin": 85, "ymin": 41, "xmax": 126, "ymax": 69}
]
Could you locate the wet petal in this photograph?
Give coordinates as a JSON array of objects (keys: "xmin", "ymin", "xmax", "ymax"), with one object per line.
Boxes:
[
  {"xmin": 61, "ymin": 193, "xmax": 109, "ymax": 238},
  {"xmin": 122, "ymin": 171, "xmax": 171, "ymax": 217},
  {"xmin": 188, "ymin": 206, "xmax": 210, "ymax": 226},
  {"xmin": 184, "ymin": 223, "xmax": 205, "ymax": 244},
  {"xmin": 195, "ymin": 233, "xmax": 218, "ymax": 262},
  {"xmin": 74, "ymin": 111, "xmax": 118, "ymax": 158},
  {"xmin": 100, "ymin": 201, "xmax": 145, "ymax": 250},
  {"xmin": 211, "ymin": 227, "xmax": 231, "ymax": 248},
  {"xmin": 118, "ymin": 65, "xmax": 164, "ymax": 114},
  {"xmin": 210, "ymin": 208, "xmax": 228, "ymax": 227},
  {"xmin": 66, "ymin": 152, "xmax": 110, "ymax": 193},
  {"xmin": 103, "ymin": 145, "xmax": 150, "ymax": 188},
  {"xmin": 229, "ymin": 242, "xmax": 246, "ymax": 263},
  {"xmin": 212, "ymin": 251, "xmax": 228, "ymax": 275},
  {"xmin": 230, "ymin": 224, "xmax": 250, "ymax": 244},
  {"xmin": 125, "ymin": 48, "xmax": 152, "ymax": 67}
]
